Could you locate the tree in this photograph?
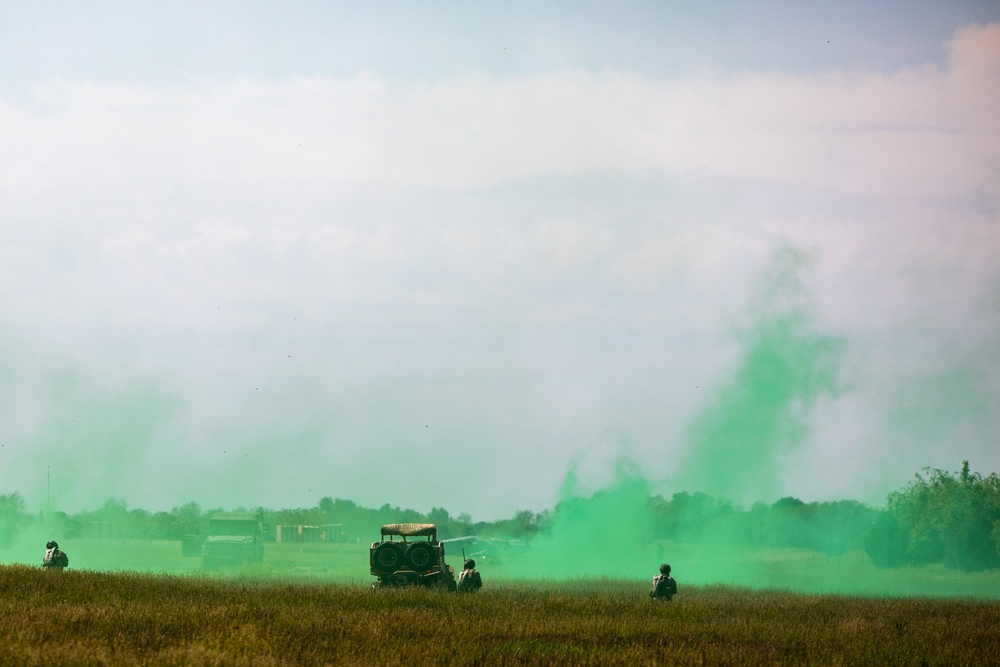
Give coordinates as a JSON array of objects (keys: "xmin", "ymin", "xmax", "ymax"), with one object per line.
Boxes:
[
  {"xmin": 317, "ymin": 497, "xmax": 335, "ymax": 519},
  {"xmin": 513, "ymin": 510, "xmax": 538, "ymax": 540},
  {"xmin": 0, "ymin": 492, "xmax": 27, "ymax": 546},
  {"xmin": 428, "ymin": 507, "xmax": 450, "ymax": 525},
  {"xmin": 887, "ymin": 461, "xmax": 1000, "ymax": 571},
  {"xmin": 0, "ymin": 492, "xmax": 27, "ymax": 520},
  {"xmin": 169, "ymin": 501, "xmax": 205, "ymax": 538},
  {"xmin": 863, "ymin": 510, "xmax": 909, "ymax": 567}
]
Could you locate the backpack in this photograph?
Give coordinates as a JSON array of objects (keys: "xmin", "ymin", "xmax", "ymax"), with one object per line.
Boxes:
[
  {"xmin": 457, "ymin": 568, "xmax": 479, "ymax": 592},
  {"xmin": 44, "ymin": 548, "xmax": 68, "ymax": 569},
  {"xmin": 651, "ymin": 574, "xmax": 675, "ymax": 599}
]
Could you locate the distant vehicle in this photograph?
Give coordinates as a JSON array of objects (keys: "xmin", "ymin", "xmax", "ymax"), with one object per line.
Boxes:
[
  {"xmin": 370, "ymin": 523, "xmax": 457, "ymax": 591},
  {"xmin": 441, "ymin": 535, "xmax": 530, "ymax": 564},
  {"xmin": 201, "ymin": 511, "xmax": 264, "ymax": 571}
]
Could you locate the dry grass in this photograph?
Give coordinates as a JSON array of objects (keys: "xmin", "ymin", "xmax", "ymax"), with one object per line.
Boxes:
[{"xmin": 2, "ymin": 565, "xmax": 999, "ymax": 665}]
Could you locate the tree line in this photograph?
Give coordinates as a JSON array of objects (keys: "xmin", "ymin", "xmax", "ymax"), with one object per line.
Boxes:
[{"xmin": 2, "ymin": 461, "xmax": 998, "ymax": 571}]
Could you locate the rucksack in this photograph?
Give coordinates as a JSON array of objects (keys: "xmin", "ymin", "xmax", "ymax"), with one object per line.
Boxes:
[
  {"xmin": 652, "ymin": 574, "xmax": 675, "ymax": 599},
  {"xmin": 44, "ymin": 548, "xmax": 68, "ymax": 568},
  {"xmin": 457, "ymin": 569, "xmax": 479, "ymax": 592}
]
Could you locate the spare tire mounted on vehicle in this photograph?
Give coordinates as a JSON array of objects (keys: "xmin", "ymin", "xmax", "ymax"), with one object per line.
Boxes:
[
  {"xmin": 369, "ymin": 523, "xmax": 457, "ymax": 590},
  {"xmin": 406, "ymin": 542, "xmax": 437, "ymax": 570},
  {"xmin": 371, "ymin": 542, "xmax": 402, "ymax": 572}
]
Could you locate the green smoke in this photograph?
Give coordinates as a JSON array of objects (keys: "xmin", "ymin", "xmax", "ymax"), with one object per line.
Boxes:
[
  {"xmin": 510, "ymin": 456, "xmax": 659, "ymax": 579},
  {"xmin": 496, "ymin": 247, "xmax": 848, "ymax": 584},
  {"xmin": 677, "ymin": 247, "xmax": 843, "ymax": 502}
]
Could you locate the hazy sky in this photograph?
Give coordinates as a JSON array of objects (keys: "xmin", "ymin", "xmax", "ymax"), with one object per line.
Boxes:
[{"xmin": 1, "ymin": 2, "xmax": 998, "ymax": 520}]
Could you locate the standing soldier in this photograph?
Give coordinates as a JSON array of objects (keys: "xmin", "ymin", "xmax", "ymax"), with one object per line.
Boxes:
[
  {"xmin": 42, "ymin": 540, "xmax": 69, "ymax": 571},
  {"xmin": 457, "ymin": 558, "xmax": 482, "ymax": 592},
  {"xmin": 650, "ymin": 563, "xmax": 676, "ymax": 601}
]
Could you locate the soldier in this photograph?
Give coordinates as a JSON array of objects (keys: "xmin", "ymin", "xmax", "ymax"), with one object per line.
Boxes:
[
  {"xmin": 650, "ymin": 563, "xmax": 676, "ymax": 601},
  {"xmin": 457, "ymin": 558, "xmax": 482, "ymax": 592},
  {"xmin": 42, "ymin": 540, "xmax": 69, "ymax": 571}
]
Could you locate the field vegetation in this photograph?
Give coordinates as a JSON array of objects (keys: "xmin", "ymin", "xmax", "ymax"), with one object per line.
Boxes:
[
  {"xmin": 3, "ymin": 564, "xmax": 999, "ymax": 666},
  {"xmin": 8, "ymin": 539, "xmax": 1000, "ymax": 599},
  {"xmin": 5, "ymin": 461, "xmax": 1000, "ymax": 578},
  {"xmin": 4, "ymin": 461, "xmax": 1000, "ymax": 663}
]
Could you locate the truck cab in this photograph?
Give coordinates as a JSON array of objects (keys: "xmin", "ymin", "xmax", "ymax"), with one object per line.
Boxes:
[{"xmin": 202, "ymin": 511, "xmax": 264, "ymax": 570}]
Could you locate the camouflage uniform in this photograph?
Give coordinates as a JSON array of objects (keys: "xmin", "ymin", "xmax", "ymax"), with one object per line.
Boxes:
[
  {"xmin": 650, "ymin": 564, "xmax": 676, "ymax": 600},
  {"xmin": 43, "ymin": 541, "xmax": 69, "ymax": 571},
  {"xmin": 457, "ymin": 559, "xmax": 482, "ymax": 592}
]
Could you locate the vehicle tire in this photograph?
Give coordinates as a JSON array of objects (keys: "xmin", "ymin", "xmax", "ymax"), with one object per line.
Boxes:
[
  {"xmin": 405, "ymin": 543, "xmax": 437, "ymax": 570},
  {"xmin": 371, "ymin": 542, "xmax": 402, "ymax": 573}
]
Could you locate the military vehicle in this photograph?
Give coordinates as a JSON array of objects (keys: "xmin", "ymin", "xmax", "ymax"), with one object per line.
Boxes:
[
  {"xmin": 369, "ymin": 523, "xmax": 457, "ymax": 590},
  {"xmin": 201, "ymin": 511, "xmax": 265, "ymax": 570}
]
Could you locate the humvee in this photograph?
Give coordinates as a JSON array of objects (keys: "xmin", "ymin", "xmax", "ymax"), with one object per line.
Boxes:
[
  {"xmin": 201, "ymin": 511, "xmax": 264, "ymax": 570},
  {"xmin": 370, "ymin": 523, "xmax": 457, "ymax": 591}
]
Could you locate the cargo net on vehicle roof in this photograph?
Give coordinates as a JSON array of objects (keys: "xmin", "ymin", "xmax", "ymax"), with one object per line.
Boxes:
[{"xmin": 381, "ymin": 523, "xmax": 437, "ymax": 538}]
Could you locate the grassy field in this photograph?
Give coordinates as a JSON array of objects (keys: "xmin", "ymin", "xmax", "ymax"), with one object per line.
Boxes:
[
  {"xmin": 2, "ymin": 538, "xmax": 369, "ymax": 581},
  {"xmin": 2, "ymin": 564, "xmax": 999, "ymax": 666},
  {"xmin": 7, "ymin": 537, "xmax": 1000, "ymax": 599}
]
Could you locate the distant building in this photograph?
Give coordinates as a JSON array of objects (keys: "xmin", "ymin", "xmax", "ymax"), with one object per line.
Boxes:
[{"xmin": 275, "ymin": 524, "xmax": 343, "ymax": 543}]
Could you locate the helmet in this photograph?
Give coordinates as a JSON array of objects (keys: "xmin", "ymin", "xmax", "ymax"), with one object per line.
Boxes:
[
  {"xmin": 46, "ymin": 540, "xmax": 58, "ymax": 549},
  {"xmin": 660, "ymin": 563, "xmax": 671, "ymax": 575},
  {"xmin": 464, "ymin": 559, "xmax": 476, "ymax": 570}
]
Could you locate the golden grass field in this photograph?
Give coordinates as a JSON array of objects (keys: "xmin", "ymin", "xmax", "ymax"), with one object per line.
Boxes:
[
  {"xmin": 3, "ymin": 548, "xmax": 1000, "ymax": 666},
  {"xmin": 14, "ymin": 537, "xmax": 1000, "ymax": 598}
]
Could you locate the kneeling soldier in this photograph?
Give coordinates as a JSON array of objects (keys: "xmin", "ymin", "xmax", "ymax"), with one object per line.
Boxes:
[
  {"xmin": 457, "ymin": 558, "xmax": 482, "ymax": 592},
  {"xmin": 43, "ymin": 540, "xmax": 69, "ymax": 571},
  {"xmin": 650, "ymin": 563, "xmax": 676, "ymax": 600}
]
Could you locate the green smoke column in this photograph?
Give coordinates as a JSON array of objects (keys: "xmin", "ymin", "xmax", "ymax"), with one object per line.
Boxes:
[
  {"xmin": 511, "ymin": 456, "xmax": 659, "ymax": 579},
  {"xmin": 678, "ymin": 247, "xmax": 843, "ymax": 502},
  {"xmin": 501, "ymin": 247, "xmax": 844, "ymax": 582}
]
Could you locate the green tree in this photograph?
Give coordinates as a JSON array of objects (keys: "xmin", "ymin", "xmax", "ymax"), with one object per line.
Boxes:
[
  {"xmin": 863, "ymin": 510, "xmax": 910, "ymax": 567},
  {"xmin": 887, "ymin": 461, "xmax": 1000, "ymax": 571},
  {"xmin": 0, "ymin": 492, "xmax": 28, "ymax": 547},
  {"xmin": 0, "ymin": 492, "xmax": 27, "ymax": 520},
  {"xmin": 169, "ymin": 501, "xmax": 205, "ymax": 538}
]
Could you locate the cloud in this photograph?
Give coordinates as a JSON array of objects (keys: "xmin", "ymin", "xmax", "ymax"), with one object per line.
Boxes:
[
  {"xmin": 2, "ymin": 23, "xmax": 998, "ymax": 202},
  {"xmin": 0, "ymin": 24, "xmax": 997, "ymax": 517}
]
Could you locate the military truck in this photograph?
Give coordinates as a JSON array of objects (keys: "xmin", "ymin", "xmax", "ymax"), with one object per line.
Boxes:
[
  {"xmin": 369, "ymin": 523, "xmax": 457, "ymax": 590},
  {"xmin": 201, "ymin": 511, "xmax": 264, "ymax": 570}
]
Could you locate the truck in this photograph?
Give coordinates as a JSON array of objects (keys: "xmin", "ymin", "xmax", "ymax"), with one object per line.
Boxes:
[
  {"xmin": 369, "ymin": 523, "xmax": 457, "ymax": 590},
  {"xmin": 201, "ymin": 511, "xmax": 265, "ymax": 570}
]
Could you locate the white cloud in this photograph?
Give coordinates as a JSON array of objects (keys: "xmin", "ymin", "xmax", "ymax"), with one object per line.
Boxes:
[
  {"xmin": 3, "ymin": 23, "xmax": 997, "ymax": 204},
  {"xmin": 0, "ymin": 24, "xmax": 998, "ymax": 517}
]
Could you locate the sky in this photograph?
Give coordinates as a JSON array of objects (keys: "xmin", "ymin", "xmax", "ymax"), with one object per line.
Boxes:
[{"xmin": 1, "ymin": 2, "xmax": 998, "ymax": 521}]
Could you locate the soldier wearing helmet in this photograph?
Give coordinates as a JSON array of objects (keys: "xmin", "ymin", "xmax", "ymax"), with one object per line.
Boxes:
[
  {"xmin": 43, "ymin": 540, "xmax": 69, "ymax": 571},
  {"xmin": 649, "ymin": 563, "xmax": 676, "ymax": 601},
  {"xmin": 457, "ymin": 558, "xmax": 482, "ymax": 592}
]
